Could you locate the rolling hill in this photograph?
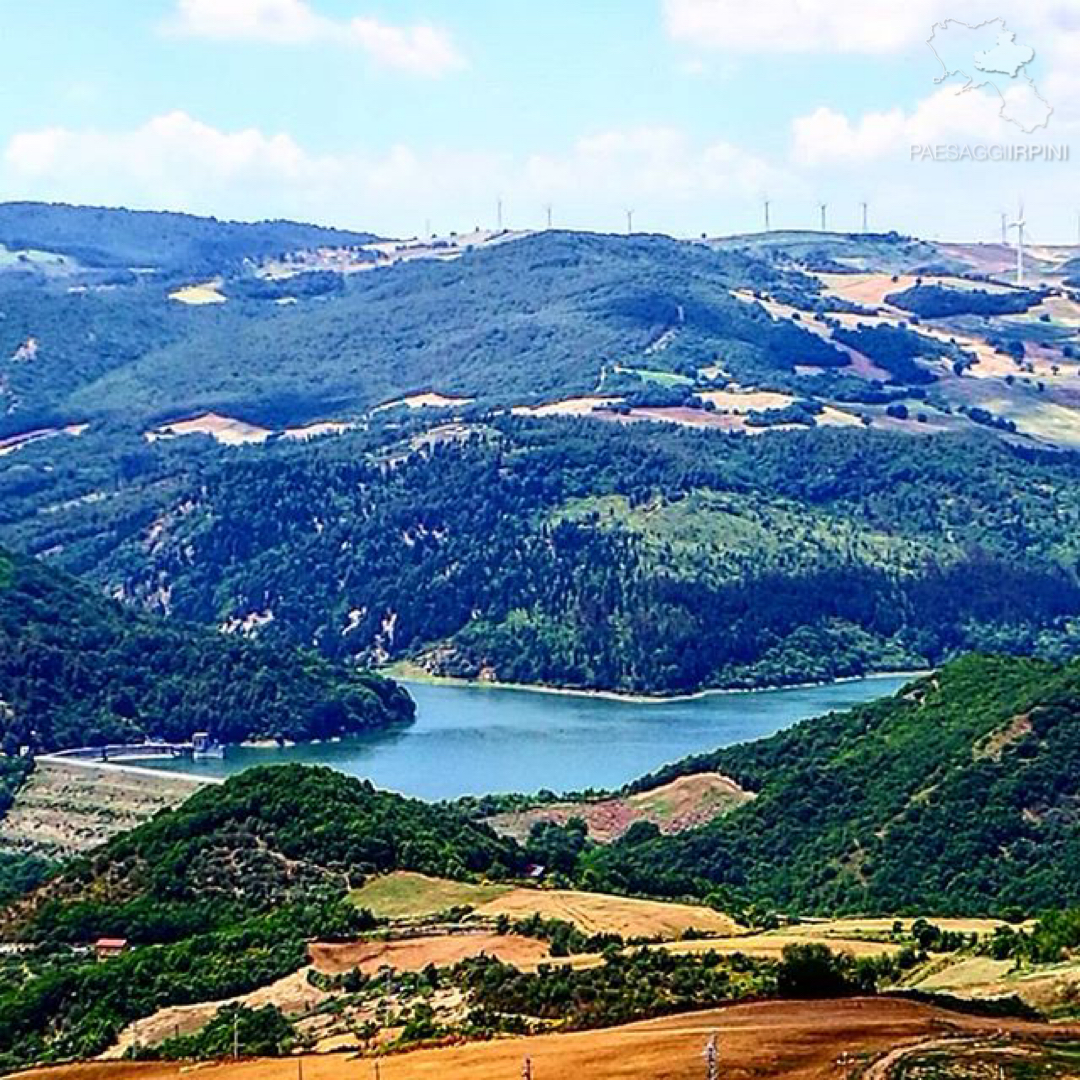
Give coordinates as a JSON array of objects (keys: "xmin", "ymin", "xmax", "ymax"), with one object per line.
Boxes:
[
  {"xmin": 6, "ymin": 206, "xmax": 1080, "ymax": 695},
  {"xmin": 13, "ymin": 418, "xmax": 1080, "ymax": 696},
  {"xmin": 584, "ymin": 654, "xmax": 1080, "ymax": 915},
  {"xmin": 0, "ymin": 201, "xmax": 377, "ymax": 273},
  {"xmin": 0, "ymin": 546, "xmax": 414, "ymax": 753}
]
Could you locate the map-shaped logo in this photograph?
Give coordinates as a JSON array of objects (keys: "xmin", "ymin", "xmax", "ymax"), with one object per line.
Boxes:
[{"xmin": 928, "ymin": 18, "xmax": 1052, "ymax": 133}]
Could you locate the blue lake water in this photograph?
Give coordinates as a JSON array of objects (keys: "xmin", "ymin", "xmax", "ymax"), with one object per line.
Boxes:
[{"xmin": 149, "ymin": 675, "xmax": 914, "ymax": 800}]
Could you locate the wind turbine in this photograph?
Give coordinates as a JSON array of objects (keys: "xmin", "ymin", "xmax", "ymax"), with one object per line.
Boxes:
[
  {"xmin": 625, "ymin": 208, "xmax": 635, "ymax": 234},
  {"xmin": 818, "ymin": 201, "xmax": 828, "ymax": 231},
  {"xmin": 496, "ymin": 197, "xmax": 504, "ymax": 232},
  {"xmin": 860, "ymin": 200, "xmax": 869, "ymax": 233},
  {"xmin": 762, "ymin": 194, "xmax": 771, "ymax": 232},
  {"xmin": 1008, "ymin": 202, "xmax": 1026, "ymax": 286},
  {"xmin": 999, "ymin": 210, "xmax": 1008, "ymax": 246},
  {"xmin": 544, "ymin": 204, "xmax": 553, "ymax": 230}
]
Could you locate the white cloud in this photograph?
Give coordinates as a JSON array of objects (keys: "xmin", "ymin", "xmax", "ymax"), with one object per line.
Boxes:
[
  {"xmin": 663, "ymin": 0, "xmax": 952, "ymax": 54},
  {"xmin": 165, "ymin": 0, "xmax": 464, "ymax": 75},
  {"xmin": 0, "ymin": 113, "xmax": 791, "ymax": 238},
  {"xmin": 661, "ymin": 0, "xmax": 1069, "ymax": 55},
  {"xmin": 791, "ymin": 86, "xmax": 1041, "ymax": 165}
]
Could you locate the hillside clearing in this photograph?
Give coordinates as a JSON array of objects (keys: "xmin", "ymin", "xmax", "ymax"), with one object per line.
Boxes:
[
  {"xmin": 0, "ymin": 759, "xmax": 209, "ymax": 857},
  {"xmin": 145, "ymin": 413, "xmax": 273, "ymax": 446},
  {"xmin": 511, "ymin": 396, "xmax": 620, "ymax": 417},
  {"xmin": 486, "ymin": 773, "xmax": 753, "ymax": 843},
  {"xmin": 348, "ymin": 872, "xmax": 511, "ymax": 919},
  {"xmin": 372, "ymin": 392, "xmax": 474, "ymax": 413},
  {"xmin": 167, "ymin": 280, "xmax": 226, "ymax": 305}
]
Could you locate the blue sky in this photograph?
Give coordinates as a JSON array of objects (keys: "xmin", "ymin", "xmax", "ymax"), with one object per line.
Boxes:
[{"xmin": 2, "ymin": 1, "xmax": 1077, "ymax": 240}]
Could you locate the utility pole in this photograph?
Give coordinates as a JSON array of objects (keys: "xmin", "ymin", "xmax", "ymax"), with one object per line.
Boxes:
[
  {"xmin": 233, "ymin": 1012, "xmax": 239, "ymax": 1060},
  {"xmin": 703, "ymin": 1033, "xmax": 719, "ymax": 1080},
  {"xmin": 522, "ymin": 1056, "xmax": 533, "ymax": 1080},
  {"xmin": 373, "ymin": 1060, "xmax": 381, "ymax": 1080},
  {"xmin": 298, "ymin": 1058, "xmax": 304, "ymax": 1080}
]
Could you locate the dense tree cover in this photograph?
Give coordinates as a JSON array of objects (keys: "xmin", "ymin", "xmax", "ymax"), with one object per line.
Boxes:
[
  {"xmin": 0, "ymin": 753, "xmax": 30, "ymax": 816},
  {"xmin": 7, "ymin": 765, "xmax": 523, "ymax": 946},
  {"xmin": 0, "ymin": 853, "xmax": 51, "ymax": 907},
  {"xmin": 0, "ymin": 276, "xmax": 195, "ymax": 438},
  {"xmin": 38, "ymin": 419, "xmax": 1080, "ymax": 694},
  {"xmin": 0, "ymin": 547, "xmax": 414, "ymax": 751},
  {"xmin": 0, "ymin": 201, "xmax": 375, "ymax": 272},
  {"xmin": 0, "ymin": 898, "xmax": 367, "ymax": 1070},
  {"xmin": 2, "ymin": 229, "xmax": 879, "ymax": 433},
  {"xmin": 587, "ymin": 655, "xmax": 1080, "ymax": 914},
  {"xmin": 886, "ymin": 283, "xmax": 1044, "ymax": 318},
  {"xmin": 984, "ymin": 909, "xmax": 1080, "ymax": 964},
  {"xmin": 454, "ymin": 943, "xmax": 876, "ymax": 1030},
  {"xmin": 832, "ymin": 324, "xmax": 949, "ymax": 385}
]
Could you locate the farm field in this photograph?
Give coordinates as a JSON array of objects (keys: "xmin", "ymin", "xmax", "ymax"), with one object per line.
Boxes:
[
  {"xmin": 350, "ymin": 872, "xmax": 737, "ymax": 938},
  {"xmin": 18, "ymin": 999, "xmax": 1080, "ymax": 1080},
  {"xmin": 0, "ymin": 760, "xmax": 210, "ymax": 856},
  {"xmin": 472, "ymin": 886, "xmax": 739, "ymax": 938},
  {"xmin": 308, "ymin": 931, "xmax": 552, "ymax": 975}
]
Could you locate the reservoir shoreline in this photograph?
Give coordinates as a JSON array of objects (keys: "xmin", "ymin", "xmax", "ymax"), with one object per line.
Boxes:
[
  {"xmin": 382, "ymin": 662, "xmax": 931, "ymax": 705},
  {"xmin": 142, "ymin": 673, "xmax": 915, "ymax": 800}
]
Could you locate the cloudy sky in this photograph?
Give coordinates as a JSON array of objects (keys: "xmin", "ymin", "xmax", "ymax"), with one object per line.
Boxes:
[{"xmin": 3, "ymin": 0, "xmax": 1079, "ymax": 240}]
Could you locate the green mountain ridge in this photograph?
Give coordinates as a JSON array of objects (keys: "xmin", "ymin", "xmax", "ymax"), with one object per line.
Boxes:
[
  {"xmin": 0, "ymin": 546, "xmax": 414, "ymax": 752},
  {"xmin": 19, "ymin": 419, "xmax": 1080, "ymax": 696},
  {"xmin": 5, "ymin": 208, "xmax": 1080, "ymax": 696},
  {"xmin": 586, "ymin": 654, "xmax": 1080, "ymax": 915},
  {"xmin": 0, "ymin": 200, "xmax": 377, "ymax": 272}
]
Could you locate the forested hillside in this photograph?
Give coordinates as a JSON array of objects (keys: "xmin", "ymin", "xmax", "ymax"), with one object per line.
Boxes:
[
  {"xmin": 0, "ymin": 765, "xmax": 521, "ymax": 1068},
  {"xmin": 584, "ymin": 655, "xmax": 1080, "ymax": 914},
  {"xmin": 0, "ymin": 201, "xmax": 375, "ymax": 272},
  {"xmin": 0, "ymin": 547, "xmax": 413, "ymax": 752},
  {"xmin": 5, "ymin": 209, "xmax": 1080, "ymax": 695},
  {"xmin": 6, "ymin": 765, "xmax": 520, "ymax": 944},
  {"xmin": 26, "ymin": 420, "xmax": 1080, "ymax": 695},
  {"xmin": 2, "ymin": 226, "xmax": 954, "ymax": 434}
]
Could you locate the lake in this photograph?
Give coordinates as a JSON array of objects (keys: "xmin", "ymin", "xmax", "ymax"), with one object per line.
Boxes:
[{"xmin": 148, "ymin": 673, "xmax": 915, "ymax": 800}]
